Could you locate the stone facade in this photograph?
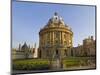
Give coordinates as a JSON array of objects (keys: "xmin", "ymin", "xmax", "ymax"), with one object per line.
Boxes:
[
  {"xmin": 71, "ymin": 36, "xmax": 96, "ymax": 57},
  {"xmin": 39, "ymin": 12, "xmax": 73, "ymax": 59},
  {"xmin": 83, "ymin": 36, "xmax": 96, "ymax": 56},
  {"xmin": 72, "ymin": 45, "xmax": 83, "ymax": 57}
]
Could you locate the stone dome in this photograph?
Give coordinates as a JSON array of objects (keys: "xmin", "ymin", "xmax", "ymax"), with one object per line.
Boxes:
[
  {"xmin": 50, "ymin": 12, "xmax": 65, "ymax": 25},
  {"xmin": 43, "ymin": 12, "xmax": 66, "ymax": 29}
]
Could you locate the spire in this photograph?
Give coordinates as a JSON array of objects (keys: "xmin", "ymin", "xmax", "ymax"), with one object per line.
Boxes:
[
  {"xmin": 19, "ymin": 43, "xmax": 21, "ymax": 51},
  {"xmin": 28, "ymin": 45, "xmax": 30, "ymax": 49},
  {"xmin": 34, "ymin": 43, "xmax": 36, "ymax": 48},
  {"xmin": 21, "ymin": 42, "xmax": 28, "ymax": 50}
]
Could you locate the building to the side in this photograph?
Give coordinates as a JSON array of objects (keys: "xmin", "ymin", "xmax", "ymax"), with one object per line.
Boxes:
[
  {"xmin": 38, "ymin": 12, "xmax": 73, "ymax": 59},
  {"xmin": 83, "ymin": 36, "xmax": 96, "ymax": 56},
  {"xmin": 72, "ymin": 36, "xmax": 96, "ymax": 57},
  {"xmin": 12, "ymin": 42, "xmax": 36, "ymax": 59}
]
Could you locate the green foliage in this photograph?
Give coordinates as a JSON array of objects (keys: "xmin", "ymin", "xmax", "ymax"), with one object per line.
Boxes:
[
  {"xmin": 13, "ymin": 57, "xmax": 94, "ymax": 70},
  {"xmin": 63, "ymin": 57, "xmax": 89, "ymax": 67},
  {"xmin": 13, "ymin": 59, "xmax": 50, "ymax": 70},
  {"xmin": 63, "ymin": 60, "xmax": 79, "ymax": 67}
]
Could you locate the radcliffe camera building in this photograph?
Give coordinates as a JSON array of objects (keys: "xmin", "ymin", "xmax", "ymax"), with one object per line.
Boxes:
[{"xmin": 38, "ymin": 12, "xmax": 73, "ymax": 59}]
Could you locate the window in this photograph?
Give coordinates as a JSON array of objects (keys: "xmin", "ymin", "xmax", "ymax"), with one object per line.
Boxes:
[
  {"xmin": 64, "ymin": 49, "xmax": 67, "ymax": 56},
  {"xmin": 55, "ymin": 17, "xmax": 57, "ymax": 19},
  {"xmin": 55, "ymin": 49, "xmax": 59, "ymax": 58},
  {"xmin": 56, "ymin": 49, "xmax": 58, "ymax": 55},
  {"xmin": 55, "ymin": 31, "xmax": 60, "ymax": 39}
]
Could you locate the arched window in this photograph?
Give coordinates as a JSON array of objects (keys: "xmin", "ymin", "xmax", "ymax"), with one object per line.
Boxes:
[
  {"xmin": 55, "ymin": 49, "xmax": 59, "ymax": 58},
  {"xmin": 54, "ymin": 31, "xmax": 60, "ymax": 43},
  {"xmin": 56, "ymin": 49, "xmax": 58, "ymax": 55}
]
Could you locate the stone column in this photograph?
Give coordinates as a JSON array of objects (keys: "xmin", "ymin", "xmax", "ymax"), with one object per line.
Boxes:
[
  {"xmin": 50, "ymin": 32, "xmax": 51, "ymax": 45},
  {"xmin": 60, "ymin": 31, "xmax": 61, "ymax": 44},
  {"xmin": 53, "ymin": 31, "xmax": 54, "ymax": 45},
  {"xmin": 61, "ymin": 31, "xmax": 63, "ymax": 44}
]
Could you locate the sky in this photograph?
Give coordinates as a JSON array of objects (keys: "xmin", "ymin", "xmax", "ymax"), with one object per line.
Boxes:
[{"xmin": 12, "ymin": 1, "xmax": 96, "ymax": 48}]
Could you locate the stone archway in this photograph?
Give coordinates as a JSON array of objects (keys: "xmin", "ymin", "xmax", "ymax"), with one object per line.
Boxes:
[
  {"xmin": 51, "ymin": 49, "xmax": 61, "ymax": 69},
  {"xmin": 55, "ymin": 49, "xmax": 59, "ymax": 58}
]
